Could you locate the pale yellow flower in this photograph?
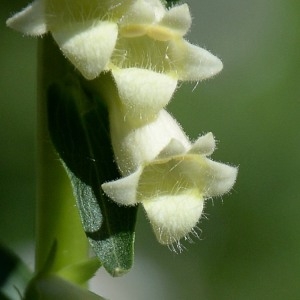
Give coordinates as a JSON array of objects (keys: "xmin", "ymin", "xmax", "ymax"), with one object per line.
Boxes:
[{"xmin": 102, "ymin": 104, "xmax": 237, "ymax": 245}]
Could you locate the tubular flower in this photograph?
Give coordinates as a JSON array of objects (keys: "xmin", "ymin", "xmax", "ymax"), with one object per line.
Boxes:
[
  {"xmin": 102, "ymin": 104, "xmax": 237, "ymax": 245},
  {"xmin": 7, "ymin": 0, "xmax": 223, "ymax": 116}
]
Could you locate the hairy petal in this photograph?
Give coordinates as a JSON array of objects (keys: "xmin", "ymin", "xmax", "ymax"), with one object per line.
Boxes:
[
  {"xmin": 156, "ymin": 138, "xmax": 186, "ymax": 159},
  {"xmin": 143, "ymin": 0, "xmax": 165, "ymax": 21},
  {"xmin": 52, "ymin": 21, "xmax": 118, "ymax": 80},
  {"xmin": 6, "ymin": 0, "xmax": 47, "ymax": 36},
  {"xmin": 119, "ymin": 0, "xmax": 156, "ymax": 38},
  {"xmin": 143, "ymin": 192, "xmax": 204, "ymax": 244},
  {"xmin": 101, "ymin": 168, "xmax": 143, "ymax": 206},
  {"xmin": 169, "ymin": 39, "xmax": 223, "ymax": 81},
  {"xmin": 112, "ymin": 68, "xmax": 177, "ymax": 119},
  {"xmin": 188, "ymin": 132, "xmax": 216, "ymax": 156},
  {"xmin": 109, "ymin": 109, "xmax": 190, "ymax": 175},
  {"xmin": 158, "ymin": 4, "xmax": 191, "ymax": 37},
  {"xmin": 204, "ymin": 161, "xmax": 238, "ymax": 196}
]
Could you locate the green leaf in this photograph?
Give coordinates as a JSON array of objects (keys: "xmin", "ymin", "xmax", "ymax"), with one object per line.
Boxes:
[
  {"xmin": 0, "ymin": 243, "xmax": 32, "ymax": 300},
  {"xmin": 163, "ymin": 0, "xmax": 181, "ymax": 8},
  {"xmin": 47, "ymin": 74, "xmax": 137, "ymax": 276}
]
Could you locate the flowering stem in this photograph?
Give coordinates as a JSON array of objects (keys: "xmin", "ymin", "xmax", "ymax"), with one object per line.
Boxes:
[{"xmin": 35, "ymin": 35, "xmax": 88, "ymax": 275}]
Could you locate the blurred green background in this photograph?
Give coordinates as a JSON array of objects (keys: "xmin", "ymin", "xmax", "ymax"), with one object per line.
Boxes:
[{"xmin": 1, "ymin": 0, "xmax": 300, "ymax": 299}]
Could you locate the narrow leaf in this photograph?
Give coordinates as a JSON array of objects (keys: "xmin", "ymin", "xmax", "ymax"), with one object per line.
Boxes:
[{"xmin": 47, "ymin": 74, "xmax": 137, "ymax": 276}]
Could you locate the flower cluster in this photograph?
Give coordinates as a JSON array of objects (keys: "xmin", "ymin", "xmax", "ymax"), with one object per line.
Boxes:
[
  {"xmin": 7, "ymin": 0, "xmax": 237, "ymax": 246},
  {"xmin": 7, "ymin": 0, "xmax": 222, "ymax": 119}
]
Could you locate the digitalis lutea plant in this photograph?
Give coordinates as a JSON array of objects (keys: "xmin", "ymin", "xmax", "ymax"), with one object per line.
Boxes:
[{"xmin": 7, "ymin": 0, "xmax": 237, "ymax": 249}]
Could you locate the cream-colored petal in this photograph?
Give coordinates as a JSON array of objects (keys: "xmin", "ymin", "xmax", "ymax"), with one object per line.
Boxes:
[
  {"xmin": 204, "ymin": 160, "xmax": 238, "ymax": 197},
  {"xmin": 143, "ymin": 192, "xmax": 204, "ymax": 244},
  {"xmin": 119, "ymin": 0, "xmax": 155, "ymax": 38},
  {"xmin": 169, "ymin": 39, "xmax": 223, "ymax": 81},
  {"xmin": 112, "ymin": 68, "xmax": 177, "ymax": 118},
  {"xmin": 45, "ymin": 0, "xmax": 133, "ymax": 24},
  {"xmin": 109, "ymin": 108, "xmax": 190, "ymax": 176},
  {"xmin": 156, "ymin": 138, "xmax": 186, "ymax": 159},
  {"xmin": 188, "ymin": 132, "xmax": 216, "ymax": 156},
  {"xmin": 52, "ymin": 21, "xmax": 118, "ymax": 80},
  {"xmin": 158, "ymin": 4, "xmax": 191, "ymax": 37},
  {"xmin": 101, "ymin": 168, "xmax": 143, "ymax": 206},
  {"xmin": 6, "ymin": 0, "xmax": 47, "ymax": 36},
  {"xmin": 144, "ymin": 0, "xmax": 166, "ymax": 22}
]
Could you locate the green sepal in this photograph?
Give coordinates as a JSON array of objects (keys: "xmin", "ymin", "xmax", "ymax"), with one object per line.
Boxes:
[
  {"xmin": 57, "ymin": 257, "xmax": 101, "ymax": 285},
  {"xmin": 34, "ymin": 242, "xmax": 101, "ymax": 285},
  {"xmin": 47, "ymin": 74, "xmax": 137, "ymax": 276},
  {"xmin": 21, "ymin": 242, "xmax": 102, "ymax": 299}
]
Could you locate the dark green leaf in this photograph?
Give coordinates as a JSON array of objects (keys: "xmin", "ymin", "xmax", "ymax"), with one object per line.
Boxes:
[
  {"xmin": 164, "ymin": 0, "xmax": 181, "ymax": 8},
  {"xmin": 47, "ymin": 75, "xmax": 137, "ymax": 276}
]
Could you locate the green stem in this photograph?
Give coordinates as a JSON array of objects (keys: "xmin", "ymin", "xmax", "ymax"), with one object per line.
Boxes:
[{"xmin": 35, "ymin": 35, "xmax": 88, "ymax": 274}]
